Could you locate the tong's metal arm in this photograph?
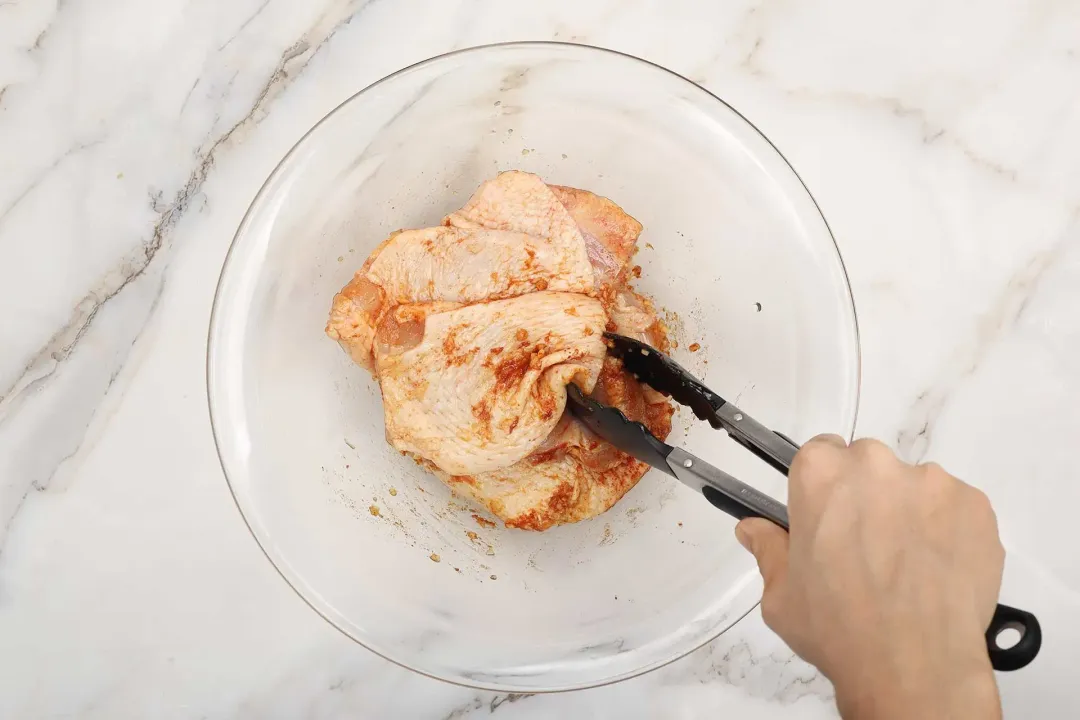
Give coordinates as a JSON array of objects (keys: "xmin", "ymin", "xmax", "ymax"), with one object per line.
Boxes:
[{"xmin": 713, "ymin": 403, "xmax": 800, "ymax": 477}]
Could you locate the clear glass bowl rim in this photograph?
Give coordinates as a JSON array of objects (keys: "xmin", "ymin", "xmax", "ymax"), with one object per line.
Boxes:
[{"xmin": 206, "ymin": 40, "xmax": 862, "ymax": 693}]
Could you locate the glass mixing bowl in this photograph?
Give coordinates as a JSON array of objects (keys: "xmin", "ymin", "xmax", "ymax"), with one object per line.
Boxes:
[{"xmin": 207, "ymin": 42, "xmax": 859, "ymax": 692}]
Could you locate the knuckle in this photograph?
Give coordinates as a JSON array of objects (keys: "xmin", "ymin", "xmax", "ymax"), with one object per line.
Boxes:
[
  {"xmin": 850, "ymin": 438, "xmax": 895, "ymax": 465},
  {"xmin": 919, "ymin": 461, "xmax": 945, "ymax": 478},
  {"xmin": 956, "ymin": 485, "xmax": 1003, "ymax": 546},
  {"xmin": 967, "ymin": 485, "xmax": 995, "ymax": 515},
  {"xmin": 792, "ymin": 439, "xmax": 839, "ymax": 478},
  {"xmin": 915, "ymin": 462, "xmax": 950, "ymax": 492}
]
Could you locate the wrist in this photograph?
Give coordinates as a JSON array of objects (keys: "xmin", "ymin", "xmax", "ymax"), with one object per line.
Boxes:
[{"xmin": 833, "ymin": 643, "xmax": 1000, "ymax": 720}]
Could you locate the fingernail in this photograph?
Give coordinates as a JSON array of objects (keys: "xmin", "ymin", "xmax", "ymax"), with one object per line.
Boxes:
[{"xmin": 734, "ymin": 523, "xmax": 751, "ymax": 551}]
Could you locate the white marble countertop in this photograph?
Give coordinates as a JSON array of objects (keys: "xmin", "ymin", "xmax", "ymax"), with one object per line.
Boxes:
[{"xmin": 2, "ymin": 0, "xmax": 1080, "ymax": 717}]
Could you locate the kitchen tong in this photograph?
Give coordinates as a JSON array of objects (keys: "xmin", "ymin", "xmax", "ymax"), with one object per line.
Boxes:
[{"xmin": 566, "ymin": 332, "xmax": 1042, "ymax": 672}]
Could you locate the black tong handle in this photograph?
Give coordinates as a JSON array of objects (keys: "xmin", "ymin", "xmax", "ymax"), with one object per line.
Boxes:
[{"xmin": 986, "ymin": 604, "xmax": 1042, "ymax": 671}]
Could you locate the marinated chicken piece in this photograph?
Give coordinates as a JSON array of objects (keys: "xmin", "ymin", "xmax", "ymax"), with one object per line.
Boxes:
[
  {"xmin": 327, "ymin": 223, "xmax": 594, "ymax": 371},
  {"xmin": 375, "ymin": 292, "xmax": 606, "ymax": 475},
  {"xmin": 443, "ymin": 356, "xmax": 674, "ymax": 530},
  {"xmin": 605, "ymin": 287, "xmax": 669, "ymax": 351},
  {"xmin": 326, "ymin": 272, "xmax": 385, "ymax": 371},
  {"xmin": 550, "ymin": 185, "xmax": 642, "ymax": 283},
  {"xmin": 437, "ymin": 451, "xmax": 644, "ymax": 531},
  {"xmin": 327, "ymin": 171, "xmax": 673, "ymax": 530},
  {"xmin": 445, "ymin": 171, "xmax": 584, "ymax": 251},
  {"xmin": 447, "ymin": 171, "xmax": 642, "ymax": 283},
  {"xmin": 368, "ymin": 226, "xmax": 594, "ymax": 305}
]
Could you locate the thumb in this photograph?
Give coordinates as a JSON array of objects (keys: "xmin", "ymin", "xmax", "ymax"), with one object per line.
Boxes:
[{"xmin": 735, "ymin": 518, "xmax": 790, "ymax": 591}]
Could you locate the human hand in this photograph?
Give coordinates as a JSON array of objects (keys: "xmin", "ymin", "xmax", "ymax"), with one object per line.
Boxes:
[{"xmin": 736, "ymin": 436, "xmax": 1004, "ymax": 720}]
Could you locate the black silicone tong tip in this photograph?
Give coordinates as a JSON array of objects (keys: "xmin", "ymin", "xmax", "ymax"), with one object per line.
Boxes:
[
  {"xmin": 565, "ymin": 383, "xmax": 673, "ymax": 470},
  {"xmin": 606, "ymin": 332, "xmax": 798, "ymax": 476},
  {"xmin": 604, "ymin": 332, "xmax": 727, "ymax": 428}
]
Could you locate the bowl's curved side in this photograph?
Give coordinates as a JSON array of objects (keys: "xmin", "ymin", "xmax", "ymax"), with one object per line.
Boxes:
[{"xmin": 206, "ymin": 41, "xmax": 860, "ymax": 693}]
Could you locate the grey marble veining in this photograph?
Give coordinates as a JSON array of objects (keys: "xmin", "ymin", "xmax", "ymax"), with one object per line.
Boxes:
[{"xmin": 1, "ymin": 0, "xmax": 1079, "ymax": 717}]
